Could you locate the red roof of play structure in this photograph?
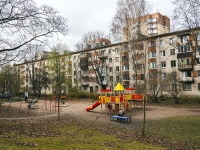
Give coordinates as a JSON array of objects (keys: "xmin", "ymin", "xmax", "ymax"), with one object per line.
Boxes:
[
  {"xmin": 100, "ymin": 89, "xmax": 111, "ymax": 92},
  {"xmin": 125, "ymin": 88, "xmax": 135, "ymax": 90}
]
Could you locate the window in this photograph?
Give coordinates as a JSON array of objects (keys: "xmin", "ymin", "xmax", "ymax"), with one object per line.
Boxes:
[
  {"xmin": 101, "ymin": 59, "xmax": 106, "ymax": 64},
  {"xmin": 140, "ymin": 53, "xmax": 144, "ymax": 59},
  {"xmin": 149, "ymin": 52, "xmax": 156, "ymax": 58},
  {"xmin": 159, "ymin": 40, "xmax": 164, "ymax": 46},
  {"xmin": 115, "ymin": 48, "xmax": 119, "ymax": 53},
  {"xmin": 115, "ymin": 57, "xmax": 119, "ymax": 62},
  {"xmin": 170, "ymin": 49, "xmax": 175, "ymax": 55},
  {"xmin": 149, "ymin": 73, "xmax": 155, "ymax": 79},
  {"xmin": 161, "ymin": 61, "xmax": 166, "ymax": 68},
  {"xmin": 198, "ymin": 70, "xmax": 200, "ymax": 77},
  {"xmin": 149, "ymin": 41, "xmax": 156, "ymax": 47},
  {"xmin": 183, "ymin": 83, "xmax": 192, "ymax": 91},
  {"xmin": 160, "ymin": 50, "xmax": 165, "ymax": 57},
  {"xmin": 124, "ymin": 46, "xmax": 129, "ymax": 51},
  {"xmin": 141, "ymin": 74, "xmax": 145, "ymax": 80},
  {"xmin": 198, "ymin": 83, "xmax": 200, "ymax": 91},
  {"xmin": 109, "ymin": 67, "xmax": 113, "ymax": 72},
  {"xmin": 83, "ymin": 86, "xmax": 88, "ymax": 91},
  {"xmin": 178, "ymin": 58, "xmax": 190, "ymax": 65},
  {"xmin": 161, "ymin": 84, "xmax": 167, "ymax": 90},
  {"xmin": 141, "ymin": 64, "xmax": 145, "ymax": 70},
  {"xmin": 108, "ymin": 49, "xmax": 112, "ymax": 54},
  {"xmin": 123, "ymin": 75, "xmax": 129, "ymax": 80},
  {"xmin": 149, "ymin": 62, "xmax": 157, "ymax": 69},
  {"xmin": 116, "ymin": 75, "xmax": 120, "ymax": 81},
  {"xmin": 169, "ymin": 38, "xmax": 174, "ymax": 44},
  {"xmin": 109, "ymin": 58, "xmax": 112, "ymax": 63},
  {"xmin": 171, "ymin": 60, "xmax": 176, "ymax": 67},
  {"xmin": 116, "ymin": 66, "xmax": 119, "ymax": 71},
  {"xmin": 180, "ymin": 35, "xmax": 189, "ymax": 43},
  {"xmin": 197, "ymin": 58, "xmax": 200, "ymax": 64},
  {"xmin": 161, "ymin": 73, "xmax": 167, "ymax": 79},
  {"xmin": 122, "ymin": 56, "xmax": 128, "ymax": 62},
  {"xmin": 182, "ymin": 71, "xmax": 191, "ymax": 78},
  {"xmin": 178, "ymin": 45, "xmax": 190, "ymax": 53},
  {"xmin": 122, "ymin": 65, "xmax": 129, "ymax": 71},
  {"xmin": 110, "ymin": 76, "xmax": 113, "ymax": 82}
]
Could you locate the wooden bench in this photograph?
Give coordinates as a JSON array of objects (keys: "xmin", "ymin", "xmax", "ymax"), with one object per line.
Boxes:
[{"xmin": 110, "ymin": 115, "xmax": 131, "ymax": 123}]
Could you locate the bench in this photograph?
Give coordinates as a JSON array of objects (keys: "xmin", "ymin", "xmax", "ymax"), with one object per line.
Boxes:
[
  {"xmin": 110, "ymin": 115, "xmax": 131, "ymax": 123},
  {"xmin": 28, "ymin": 102, "xmax": 38, "ymax": 109}
]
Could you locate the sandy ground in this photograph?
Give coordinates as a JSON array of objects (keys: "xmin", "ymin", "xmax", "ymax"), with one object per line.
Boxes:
[{"xmin": 1, "ymin": 100, "xmax": 200, "ymax": 128}]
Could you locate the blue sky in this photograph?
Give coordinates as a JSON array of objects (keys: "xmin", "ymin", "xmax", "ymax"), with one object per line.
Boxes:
[{"xmin": 35, "ymin": 0, "xmax": 174, "ymax": 51}]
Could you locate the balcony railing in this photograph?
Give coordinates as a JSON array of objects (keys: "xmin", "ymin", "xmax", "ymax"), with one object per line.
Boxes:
[
  {"xmin": 179, "ymin": 77, "xmax": 194, "ymax": 82},
  {"xmin": 98, "ymin": 55, "xmax": 108, "ymax": 59},
  {"xmin": 178, "ymin": 64, "xmax": 193, "ymax": 71},
  {"xmin": 177, "ymin": 52, "xmax": 193, "ymax": 58}
]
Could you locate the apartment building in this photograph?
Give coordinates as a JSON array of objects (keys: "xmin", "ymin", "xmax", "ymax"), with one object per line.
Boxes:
[
  {"xmin": 123, "ymin": 12, "xmax": 170, "ymax": 41},
  {"xmin": 70, "ymin": 28, "xmax": 200, "ymax": 96},
  {"xmin": 13, "ymin": 12, "xmax": 200, "ymax": 96},
  {"xmin": 14, "ymin": 51, "xmax": 72, "ymax": 95}
]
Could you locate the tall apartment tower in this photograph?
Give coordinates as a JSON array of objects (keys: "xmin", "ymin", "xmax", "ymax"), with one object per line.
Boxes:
[{"xmin": 123, "ymin": 12, "xmax": 170, "ymax": 41}]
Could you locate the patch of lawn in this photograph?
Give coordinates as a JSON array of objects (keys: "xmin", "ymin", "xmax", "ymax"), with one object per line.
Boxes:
[
  {"xmin": 0, "ymin": 120, "xmax": 164, "ymax": 150},
  {"xmin": 147, "ymin": 116, "xmax": 200, "ymax": 149}
]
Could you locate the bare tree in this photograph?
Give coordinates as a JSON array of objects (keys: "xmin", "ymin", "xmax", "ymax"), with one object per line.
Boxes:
[
  {"xmin": 165, "ymin": 71, "xmax": 185, "ymax": 103},
  {"xmin": 172, "ymin": 0, "xmax": 200, "ymax": 62},
  {"xmin": 75, "ymin": 31, "xmax": 111, "ymax": 90},
  {"xmin": 110, "ymin": 0, "xmax": 150, "ymax": 93},
  {"xmin": 110, "ymin": 0, "xmax": 150, "ymax": 138},
  {"xmin": 0, "ymin": 0, "xmax": 68, "ymax": 65},
  {"xmin": 74, "ymin": 31, "xmax": 109, "ymax": 51},
  {"xmin": 47, "ymin": 43, "xmax": 70, "ymax": 120},
  {"xmin": 0, "ymin": 64, "xmax": 17, "ymax": 94}
]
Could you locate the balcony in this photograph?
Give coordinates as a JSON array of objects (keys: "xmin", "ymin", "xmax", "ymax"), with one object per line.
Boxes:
[
  {"xmin": 179, "ymin": 77, "xmax": 194, "ymax": 83},
  {"xmin": 122, "ymin": 81, "xmax": 129, "ymax": 85},
  {"xmin": 122, "ymin": 70, "xmax": 129, "ymax": 74},
  {"xmin": 177, "ymin": 52, "xmax": 193, "ymax": 58},
  {"xmin": 121, "ymin": 51, "xmax": 129, "ymax": 56},
  {"xmin": 98, "ymin": 54, "xmax": 108, "ymax": 59},
  {"xmin": 178, "ymin": 64, "xmax": 193, "ymax": 71}
]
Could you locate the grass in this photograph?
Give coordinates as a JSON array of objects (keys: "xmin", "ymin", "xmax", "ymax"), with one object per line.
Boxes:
[
  {"xmin": 0, "ymin": 101, "xmax": 200, "ymax": 149},
  {"xmin": 0, "ymin": 119, "xmax": 164, "ymax": 150},
  {"xmin": 146, "ymin": 116, "xmax": 200, "ymax": 149},
  {"xmin": 1, "ymin": 115, "xmax": 199, "ymax": 149}
]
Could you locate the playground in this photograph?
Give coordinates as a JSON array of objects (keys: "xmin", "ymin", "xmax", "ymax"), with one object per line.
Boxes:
[
  {"xmin": 1, "ymin": 83, "xmax": 200, "ymax": 149},
  {"xmin": 1, "ymin": 82, "xmax": 200, "ymax": 125},
  {"xmin": 1, "ymin": 96, "xmax": 200, "ymax": 127}
]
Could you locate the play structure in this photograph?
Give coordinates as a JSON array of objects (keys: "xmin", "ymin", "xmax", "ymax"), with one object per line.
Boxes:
[
  {"xmin": 85, "ymin": 83, "xmax": 144, "ymax": 114},
  {"xmin": 42, "ymin": 96, "xmax": 63, "ymax": 112}
]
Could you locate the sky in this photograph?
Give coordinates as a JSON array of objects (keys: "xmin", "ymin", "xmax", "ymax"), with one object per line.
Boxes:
[{"xmin": 35, "ymin": 0, "xmax": 174, "ymax": 51}]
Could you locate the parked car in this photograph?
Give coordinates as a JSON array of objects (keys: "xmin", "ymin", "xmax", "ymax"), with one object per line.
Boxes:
[
  {"xmin": 0, "ymin": 94, "xmax": 4, "ymax": 98},
  {"xmin": 0, "ymin": 93, "xmax": 12, "ymax": 98}
]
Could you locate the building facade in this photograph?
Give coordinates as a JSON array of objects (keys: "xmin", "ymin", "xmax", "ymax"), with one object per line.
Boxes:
[
  {"xmin": 13, "ymin": 13, "xmax": 200, "ymax": 97},
  {"xmin": 70, "ymin": 29, "xmax": 200, "ymax": 96}
]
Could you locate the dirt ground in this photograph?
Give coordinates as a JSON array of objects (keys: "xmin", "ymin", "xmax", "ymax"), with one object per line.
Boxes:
[{"xmin": 1, "ymin": 99, "xmax": 200, "ymax": 128}]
